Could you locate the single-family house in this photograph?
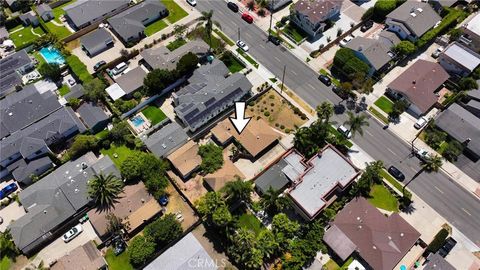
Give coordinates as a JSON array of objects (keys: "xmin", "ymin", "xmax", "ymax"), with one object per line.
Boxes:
[
  {"xmin": 0, "ymin": 27, "xmax": 10, "ymax": 42},
  {"xmin": 11, "ymin": 156, "xmax": 54, "ymax": 185},
  {"xmin": 8, "ymin": 153, "xmax": 119, "ymax": 255},
  {"xmin": 37, "ymin": 4, "xmax": 54, "ymax": 22},
  {"xmin": 436, "ymin": 103, "xmax": 480, "ymax": 161},
  {"xmin": 438, "ymin": 42, "xmax": 480, "ymax": 76},
  {"xmin": 386, "ymin": 1, "xmax": 441, "ymax": 42},
  {"xmin": 108, "ymin": 0, "xmax": 168, "ymax": 44},
  {"xmin": 19, "ymin": 11, "xmax": 39, "ymax": 27},
  {"xmin": 5, "ymin": 0, "xmax": 21, "ymax": 12},
  {"xmin": 64, "ymin": 84, "xmax": 85, "ymax": 100},
  {"xmin": 285, "ymin": 145, "xmax": 360, "ymax": 220},
  {"xmin": 80, "ymin": 28, "xmax": 114, "ymax": 57},
  {"xmin": 76, "ymin": 102, "xmax": 109, "ymax": 133},
  {"xmin": 460, "ymin": 13, "xmax": 480, "ymax": 52},
  {"xmin": 254, "ymin": 158, "xmax": 292, "ymax": 195},
  {"xmin": 167, "ymin": 140, "xmax": 201, "ymax": 179},
  {"xmin": 173, "ymin": 60, "xmax": 252, "ymax": 132},
  {"xmin": 424, "ymin": 253, "xmax": 455, "ymax": 270},
  {"xmin": 346, "ymin": 37, "xmax": 396, "ymax": 75},
  {"xmin": 50, "ymin": 242, "xmax": 107, "ymax": 270},
  {"xmin": 0, "ymin": 50, "xmax": 35, "ymax": 98},
  {"xmin": 140, "ymin": 40, "xmax": 209, "ymax": 71},
  {"xmin": 143, "ymin": 121, "xmax": 189, "ymax": 158},
  {"xmin": 290, "ymin": 0, "xmax": 340, "ymax": 39},
  {"xmin": 323, "ymin": 197, "xmax": 421, "ymax": 270},
  {"xmin": 144, "ymin": 233, "xmax": 217, "ymax": 270},
  {"xmin": 387, "ymin": 60, "xmax": 449, "ymax": 116},
  {"xmin": 63, "ymin": 0, "xmax": 130, "ymax": 30},
  {"xmin": 105, "ymin": 66, "xmax": 148, "ymax": 100}
]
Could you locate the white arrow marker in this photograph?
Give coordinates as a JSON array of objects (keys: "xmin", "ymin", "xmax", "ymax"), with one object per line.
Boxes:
[{"xmin": 229, "ymin": 102, "xmax": 251, "ymax": 134}]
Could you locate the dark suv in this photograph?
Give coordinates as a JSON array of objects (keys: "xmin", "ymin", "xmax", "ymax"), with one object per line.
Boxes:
[
  {"xmin": 438, "ymin": 237, "xmax": 457, "ymax": 257},
  {"xmin": 227, "ymin": 1, "xmax": 239, "ymax": 12},
  {"xmin": 361, "ymin": 20, "xmax": 374, "ymax": 32},
  {"xmin": 318, "ymin": 75, "xmax": 332, "ymax": 86},
  {"xmin": 388, "ymin": 166, "xmax": 405, "ymax": 181},
  {"xmin": 268, "ymin": 35, "xmax": 281, "ymax": 45}
]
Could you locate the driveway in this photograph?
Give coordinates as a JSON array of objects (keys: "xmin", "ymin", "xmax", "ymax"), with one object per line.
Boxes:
[{"xmin": 0, "ymin": 201, "xmax": 25, "ymax": 232}]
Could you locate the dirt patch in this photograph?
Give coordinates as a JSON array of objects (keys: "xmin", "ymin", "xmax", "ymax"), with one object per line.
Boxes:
[
  {"xmin": 167, "ymin": 171, "xmax": 208, "ymax": 206},
  {"xmin": 65, "ymin": 38, "xmax": 80, "ymax": 51},
  {"xmin": 247, "ymin": 89, "xmax": 308, "ymax": 133},
  {"xmin": 164, "ymin": 182, "xmax": 198, "ymax": 231}
]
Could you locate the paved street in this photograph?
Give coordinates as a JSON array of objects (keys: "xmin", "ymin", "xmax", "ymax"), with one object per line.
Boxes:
[{"xmin": 196, "ymin": 1, "xmax": 480, "ymax": 246}]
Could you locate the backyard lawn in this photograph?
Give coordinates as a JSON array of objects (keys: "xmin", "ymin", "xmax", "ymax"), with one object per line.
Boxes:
[
  {"xmin": 45, "ymin": 21, "xmax": 71, "ymax": 39},
  {"xmin": 324, "ymin": 257, "xmax": 354, "ymax": 270},
  {"xmin": 9, "ymin": 26, "xmax": 45, "ymax": 47},
  {"xmin": 374, "ymin": 96, "xmax": 394, "ymax": 114},
  {"xmin": 142, "ymin": 105, "xmax": 167, "ymax": 125},
  {"xmin": 50, "ymin": 0, "xmax": 76, "ymax": 24},
  {"xmin": 145, "ymin": 19, "xmax": 168, "ymax": 36},
  {"xmin": 58, "ymin": 85, "xmax": 70, "ymax": 96},
  {"xmin": 105, "ymin": 248, "xmax": 133, "ymax": 270},
  {"xmin": 161, "ymin": 0, "xmax": 188, "ymax": 24},
  {"xmin": 368, "ymin": 184, "xmax": 399, "ymax": 212},
  {"xmin": 166, "ymin": 38, "xmax": 187, "ymax": 51},
  {"xmin": 283, "ymin": 23, "xmax": 308, "ymax": 44},
  {"xmin": 100, "ymin": 144, "xmax": 137, "ymax": 168},
  {"xmin": 237, "ymin": 213, "xmax": 264, "ymax": 236},
  {"xmin": 66, "ymin": 55, "xmax": 94, "ymax": 82}
]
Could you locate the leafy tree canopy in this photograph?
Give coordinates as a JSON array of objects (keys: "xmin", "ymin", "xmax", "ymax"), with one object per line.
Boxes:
[
  {"xmin": 38, "ymin": 63, "xmax": 61, "ymax": 82},
  {"xmin": 198, "ymin": 143, "xmax": 224, "ymax": 174},
  {"xmin": 84, "ymin": 78, "xmax": 106, "ymax": 101},
  {"xmin": 128, "ymin": 235, "xmax": 156, "ymax": 266}
]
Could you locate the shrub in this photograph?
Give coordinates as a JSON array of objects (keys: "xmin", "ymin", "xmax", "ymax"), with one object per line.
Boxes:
[
  {"xmin": 427, "ymin": 228, "xmax": 449, "ymax": 253},
  {"xmin": 425, "ymin": 129, "xmax": 447, "ymax": 149},
  {"xmin": 280, "ymin": 125, "xmax": 285, "ymax": 129},
  {"xmin": 417, "ymin": 8, "xmax": 466, "ymax": 48},
  {"xmin": 264, "ymin": 111, "xmax": 270, "ymax": 117},
  {"xmin": 144, "ymin": 214, "xmax": 183, "ymax": 246},
  {"xmin": 128, "ymin": 235, "xmax": 156, "ymax": 266},
  {"xmin": 362, "ymin": 7, "xmax": 374, "ymax": 21},
  {"xmin": 373, "ymin": 0, "xmax": 397, "ymax": 21},
  {"xmin": 68, "ymin": 135, "xmax": 98, "ymax": 159},
  {"xmin": 442, "ymin": 141, "xmax": 464, "ymax": 162},
  {"xmin": 38, "ymin": 63, "xmax": 61, "ymax": 82}
]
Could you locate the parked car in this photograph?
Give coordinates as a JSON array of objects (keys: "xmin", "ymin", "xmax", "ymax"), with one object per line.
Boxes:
[
  {"xmin": 114, "ymin": 238, "xmax": 126, "ymax": 256},
  {"xmin": 414, "ymin": 117, "xmax": 428, "ymax": 129},
  {"xmin": 361, "ymin": 20, "xmax": 374, "ymax": 32},
  {"xmin": 337, "ymin": 125, "xmax": 352, "ymax": 139},
  {"xmin": 268, "ymin": 35, "xmax": 281, "ymax": 45},
  {"xmin": 438, "ymin": 237, "xmax": 457, "ymax": 257},
  {"xmin": 93, "ymin": 60, "xmax": 107, "ymax": 71},
  {"xmin": 0, "ymin": 183, "xmax": 18, "ymax": 200},
  {"xmin": 431, "ymin": 47, "xmax": 444, "ymax": 58},
  {"xmin": 63, "ymin": 224, "xmax": 83, "ymax": 242},
  {"xmin": 236, "ymin": 40, "xmax": 249, "ymax": 52},
  {"xmin": 241, "ymin": 12, "xmax": 254, "ymax": 24},
  {"xmin": 67, "ymin": 78, "xmax": 76, "ymax": 87},
  {"xmin": 318, "ymin": 74, "xmax": 332, "ymax": 86},
  {"xmin": 227, "ymin": 1, "xmax": 239, "ymax": 12},
  {"xmin": 339, "ymin": 36, "xmax": 353, "ymax": 47},
  {"xmin": 415, "ymin": 148, "xmax": 430, "ymax": 161},
  {"xmin": 111, "ymin": 62, "xmax": 128, "ymax": 76},
  {"xmin": 159, "ymin": 195, "xmax": 169, "ymax": 206},
  {"xmin": 388, "ymin": 166, "xmax": 405, "ymax": 181},
  {"xmin": 186, "ymin": 0, "xmax": 196, "ymax": 6}
]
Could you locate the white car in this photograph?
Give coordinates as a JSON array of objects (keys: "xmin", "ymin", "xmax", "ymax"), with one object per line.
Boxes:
[
  {"xmin": 186, "ymin": 0, "xmax": 196, "ymax": 6},
  {"xmin": 339, "ymin": 36, "xmax": 353, "ymax": 47},
  {"xmin": 431, "ymin": 47, "xmax": 444, "ymax": 58},
  {"xmin": 236, "ymin": 40, "xmax": 249, "ymax": 52},
  {"xmin": 63, "ymin": 224, "xmax": 83, "ymax": 243},
  {"xmin": 337, "ymin": 125, "xmax": 352, "ymax": 139},
  {"xmin": 415, "ymin": 148, "xmax": 430, "ymax": 161},
  {"xmin": 414, "ymin": 117, "xmax": 428, "ymax": 129}
]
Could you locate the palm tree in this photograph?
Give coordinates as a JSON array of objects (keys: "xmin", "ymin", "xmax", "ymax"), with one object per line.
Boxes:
[
  {"xmin": 344, "ymin": 111, "xmax": 369, "ymax": 137},
  {"xmin": 316, "ymin": 101, "xmax": 334, "ymax": 122},
  {"xmin": 88, "ymin": 172, "xmax": 124, "ymax": 211},
  {"xmin": 198, "ymin": 10, "xmax": 221, "ymax": 52},
  {"xmin": 403, "ymin": 155, "xmax": 443, "ymax": 194},
  {"xmin": 221, "ymin": 177, "xmax": 253, "ymax": 205}
]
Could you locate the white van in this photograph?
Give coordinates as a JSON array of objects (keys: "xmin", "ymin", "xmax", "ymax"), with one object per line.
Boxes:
[{"xmin": 111, "ymin": 62, "xmax": 127, "ymax": 76}]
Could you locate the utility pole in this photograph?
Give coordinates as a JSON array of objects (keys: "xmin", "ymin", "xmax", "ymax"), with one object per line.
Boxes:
[
  {"xmin": 238, "ymin": 27, "xmax": 240, "ymax": 41},
  {"xmin": 281, "ymin": 65, "xmax": 286, "ymax": 94},
  {"xmin": 268, "ymin": 0, "xmax": 275, "ymax": 36}
]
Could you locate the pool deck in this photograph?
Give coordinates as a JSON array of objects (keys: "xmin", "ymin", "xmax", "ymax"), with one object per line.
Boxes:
[{"xmin": 127, "ymin": 112, "xmax": 151, "ymax": 135}]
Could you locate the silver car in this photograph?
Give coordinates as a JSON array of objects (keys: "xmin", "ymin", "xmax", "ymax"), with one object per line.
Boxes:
[{"xmin": 63, "ymin": 224, "xmax": 83, "ymax": 243}]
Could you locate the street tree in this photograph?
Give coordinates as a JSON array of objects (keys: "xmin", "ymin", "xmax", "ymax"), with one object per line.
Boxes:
[
  {"xmin": 344, "ymin": 111, "xmax": 369, "ymax": 137},
  {"xmin": 316, "ymin": 101, "xmax": 334, "ymax": 122},
  {"xmin": 198, "ymin": 10, "xmax": 221, "ymax": 52},
  {"xmin": 404, "ymin": 155, "xmax": 443, "ymax": 193}
]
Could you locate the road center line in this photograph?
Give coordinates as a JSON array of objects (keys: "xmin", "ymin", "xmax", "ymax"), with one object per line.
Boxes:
[
  {"xmin": 365, "ymin": 130, "xmax": 373, "ymax": 137},
  {"xmin": 434, "ymin": 185, "xmax": 444, "ymax": 194},
  {"xmin": 386, "ymin": 147, "xmax": 398, "ymax": 156},
  {"xmin": 461, "ymin": 208, "xmax": 472, "ymax": 216},
  {"xmin": 291, "ymin": 70, "xmax": 298, "ymax": 76},
  {"xmin": 259, "ymin": 44, "xmax": 265, "ymax": 49},
  {"xmin": 307, "ymin": 83, "xmax": 315, "ymax": 90},
  {"xmin": 274, "ymin": 56, "xmax": 281, "ymax": 62}
]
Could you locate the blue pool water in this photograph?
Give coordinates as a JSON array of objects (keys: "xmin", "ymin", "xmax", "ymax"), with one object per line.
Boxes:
[
  {"xmin": 131, "ymin": 115, "xmax": 145, "ymax": 127},
  {"xmin": 39, "ymin": 46, "xmax": 65, "ymax": 65}
]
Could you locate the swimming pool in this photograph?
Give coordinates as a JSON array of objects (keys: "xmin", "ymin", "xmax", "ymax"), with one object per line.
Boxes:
[
  {"xmin": 39, "ymin": 46, "xmax": 66, "ymax": 65},
  {"xmin": 131, "ymin": 115, "xmax": 145, "ymax": 127}
]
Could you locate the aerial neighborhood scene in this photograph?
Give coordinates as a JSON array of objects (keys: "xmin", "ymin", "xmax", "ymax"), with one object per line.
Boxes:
[{"xmin": 2, "ymin": 0, "xmax": 480, "ymax": 269}]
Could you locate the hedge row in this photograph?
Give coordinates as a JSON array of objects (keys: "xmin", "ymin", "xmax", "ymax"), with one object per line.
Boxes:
[
  {"xmin": 417, "ymin": 8, "xmax": 467, "ymax": 48},
  {"xmin": 427, "ymin": 228, "xmax": 449, "ymax": 253}
]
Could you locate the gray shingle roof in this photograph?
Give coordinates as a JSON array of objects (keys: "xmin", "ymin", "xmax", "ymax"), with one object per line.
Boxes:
[
  {"xmin": 387, "ymin": 1, "xmax": 441, "ymax": 37},
  {"xmin": 467, "ymin": 88, "xmax": 480, "ymax": 101},
  {"xmin": 12, "ymin": 156, "xmax": 53, "ymax": 185},
  {"xmin": 64, "ymin": 84, "xmax": 85, "ymax": 100},
  {"xmin": 140, "ymin": 40, "xmax": 209, "ymax": 70},
  {"xmin": 37, "ymin": 3, "xmax": 52, "ymax": 15},
  {"xmin": 144, "ymin": 122, "xmax": 189, "ymax": 158},
  {"xmin": 108, "ymin": 0, "xmax": 167, "ymax": 42},
  {"xmin": 255, "ymin": 158, "xmax": 290, "ymax": 194},
  {"xmin": 9, "ymin": 153, "xmax": 119, "ymax": 254},
  {"xmin": 80, "ymin": 28, "xmax": 112, "ymax": 53},
  {"xmin": 174, "ymin": 60, "xmax": 252, "ymax": 131},
  {"xmin": 378, "ymin": 30, "xmax": 401, "ymax": 47},
  {"xmin": 436, "ymin": 103, "xmax": 480, "ymax": 156},
  {"xmin": 346, "ymin": 37, "xmax": 394, "ymax": 71},
  {"xmin": 115, "ymin": 66, "xmax": 147, "ymax": 94},
  {"xmin": 64, "ymin": 0, "xmax": 129, "ymax": 28},
  {"xmin": 76, "ymin": 102, "xmax": 109, "ymax": 131},
  {"xmin": 0, "ymin": 27, "xmax": 9, "ymax": 40},
  {"xmin": 0, "ymin": 50, "xmax": 33, "ymax": 96}
]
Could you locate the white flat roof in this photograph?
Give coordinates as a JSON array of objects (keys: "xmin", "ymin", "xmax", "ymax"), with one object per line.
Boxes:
[
  {"xmin": 443, "ymin": 43, "xmax": 480, "ymax": 72},
  {"xmin": 105, "ymin": 83, "xmax": 125, "ymax": 101},
  {"xmin": 466, "ymin": 13, "xmax": 480, "ymax": 36}
]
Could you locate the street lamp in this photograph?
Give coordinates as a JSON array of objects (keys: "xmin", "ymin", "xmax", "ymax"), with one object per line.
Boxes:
[{"xmin": 268, "ymin": 0, "xmax": 275, "ymax": 36}]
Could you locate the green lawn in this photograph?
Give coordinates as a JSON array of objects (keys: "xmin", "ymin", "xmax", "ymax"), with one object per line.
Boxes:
[
  {"xmin": 369, "ymin": 107, "xmax": 389, "ymax": 124},
  {"xmin": 283, "ymin": 23, "xmax": 308, "ymax": 43},
  {"xmin": 142, "ymin": 105, "xmax": 167, "ymax": 125},
  {"xmin": 438, "ymin": 141, "xmax": 449, "ymax": 154},
  {"xmin": 145, "ymin": 19, "xmax": 168, "ymax": 36},
  {"xmin": 214, "ymin": 28, "xmax": 234, "ymax": 46},
  {"xmin": 319, "ymin": 69, "xmax": 340, "ymax": 86},
  {"xmin": 66, "ymin": 55, "xmax": 94, "ymax": 82},
  {"xmin": 323, "ymin": 257, "xmax": 354, "ymax": 270},
  {"xmin": 161, "ymin": 0, "xmax": 188, "ymax": 24},
  {"xmin": 237, "ymin": 213, "xmax": 264, "ymax": 236},
  {"xmin": 236, "ymin": 48, "xmax": 259, "ymax": 68},
  {"xmin": 95, "ymin": 129, "xmax": 110, "ymax": 140},
  {"xmin": 45, "ymin": 21, "xmax": 71, "ymax": 39},
  {"xmin": 220, "ymin": 52, "xmax": 245, "ymax": 73},
  {"xmin": 9, "ymin": 26, "xmax": 45, "ymax": 47},
  {"xmin": 166, "ymin": 38, "xmax": 187, "ymax": 51},
  {"xmin": 374, "ymin": 96, "xmax": 394, "ymax": 114},
  {"xmin": 0, "ymin": 256, "xmax": 10, "ymax": 270},
  {"xmin": 100, "ymin": 144, "xmax": 137, "ymax": 168},
  {"xmin": 58, "ymin": 85, "xmax": 70, "ymax": 96},
  {"xmin": 33, "ymin": 51, "xmax": 47, "ymax": 66},
  {"xmin": 368, "ymin": 184, "xmax": 399, "ymax": 212},
  {"xmin": 105, "ymin": 248, "xmax": 133, "ymax": 270}
]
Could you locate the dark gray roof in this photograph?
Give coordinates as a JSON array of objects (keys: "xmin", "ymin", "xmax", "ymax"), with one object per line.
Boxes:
[
  {"xmin": 467, "ymin": 88, "xmax": 480, "ymax": 101},
  {"xmin": 424, "ymin": 253, "xmax": 455, "ymax": 270},
  {"xmin": 0, "ymin": 50, "xmax": 33, "ymax": 95},
  {"xmin": 64, "ymin": 84, "xmax": 85, "ymax": 100},
  {"xmin": 37, "ymin": 3, "xmax": 52, "ymax": 15},
  {"xmin": 174, "ymin": 60, "xmax": 252, "ymax": 130},
  {"xmin": 268, "ymin": 0, "xmax": 292, "ymax": 11},
  {"xmin": 115, "ymin": 66, "xmax": 147, "ymax": 94},
  {"xmin": 387, "ymin": 1, "xmax": 441, "ymax": 37},
  {"xmin": 144, "ymin": 122, "xmax": 189, "ymax": 158},
  {"xmin": 76, "ymin": 102, "xmax": 109, "ymax": 130},
  {"xmin": 436, "ymin": 103, "xmax": 480, "ymax": 156},
  {"xmin": 255, "ymin": 158, "xmax": 290, "ymax": 194},
  {"xmin": 0, "ymin": 27, "xmax": 9, "ymax": 39},
  {"xmin": 140, "ymin": 40, "xmax": 209, "ymax": 70},
  {"xmin": 108, "ymin": 0, "xmax": 166, "ymax": 42},
  {"xmin": 80, "ymin": 28, "xmax": 112, "ymax": 52},
  {"xmin": 12, "ymin": 156, "xmax": 53, "ymax": 185},
  {"xmin": 378, "ymin": 30, "xmax": 401, "ymax": 47},
  {"xmin": 19, "ymin": 11, "xmax": 37, "ymax": 22},
  {"xmin": 9, "ymin": 153, "xmax": 119, "ymax": 254},
  {"xmin": 0, "ymin": 84, "xmax": 62, "ymax": 138},
  {"xmin": 64, "ymin": 0, "xmax": 129, "ymax": 28},
  {"xmin": 346, "ymin": 37, "xmax": 394, "ymax": 71}
]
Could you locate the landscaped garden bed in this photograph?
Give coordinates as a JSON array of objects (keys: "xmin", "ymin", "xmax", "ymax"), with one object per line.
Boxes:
[
  {"xmin": 367, "ymin": 184, "xmax": 399, "ymax": 212},
  {"xmin": 166, "ymin": 38, "xmax": 187, "ymax": 51},
  {"xmin": 282, "ymin": 23, "xmax": 308, "ymax": 44},
  {"xmin": 236, "ymin": 48, "xmax": 259, "ymax": 68}
]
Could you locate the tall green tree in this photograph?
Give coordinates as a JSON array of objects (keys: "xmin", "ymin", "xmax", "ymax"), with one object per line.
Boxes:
[
  {"xmin": 196, "ymin": 191, "xmax": 232, "ymax": 227},
  {"xmin": 404, "ymin": 155, "xmax": 443, "ymax": 193},
  {"xmin": 198, "ymin": 10, "xmax": 221, "ymax": 52},
  {"xmin": 176, "ymin": 52, "xmax": 199, "ymax": 75},
  {"xmin": 87, "ymin": 172, "xmax": 124, "ymax": 211},
  {"xmin": 198, "ymin": 143, "xmax": 224, "ymax": 173},
  {"xmin": 344, "ymin": 111, "xmax": 369, "ymax": 137},
  {"xmin": 83, "ymin": 78, "xmax": 106, "ymax": 101},
  {"xmin": 0, "ymin": 230, "xmax": 19, "ymax": 259},
  {"xmin": 316, "ymin": 101, "xmax": 334, "ymax": 122},
  {"xmin": 394, "ymin": 41, "xmax": 416, "ymax": 56},
  {"xmin": 221, "ymin": 178, "xmax": 253, "ymax": 205},
  {"xmin": 257, "ymin": 230, "xmax": 279, "ymax": 259},
  {"xmin": 128, "ymin": 235, "xmax": 156, "ymax": 266},
  {"xmin": 227, "ymin": 228, "xmax": 263, "ymax": 269},
  {"xmin": 38, "ymin": 63, "xmax": 61, "ymax": 82},
  {"xmin": 272, "ymin": 213, "xmax": 300, "ymax": 249},
  {"xmin": 144, "ymin": 214, "xmax": 183, "ymax": 245},
  {"xmin": 260, "ymin": 187, "xmax": 290, "ymax": 214},
  {"xmin": 143, "ymin": 69, "xmax": 178, "ymax": 95}
]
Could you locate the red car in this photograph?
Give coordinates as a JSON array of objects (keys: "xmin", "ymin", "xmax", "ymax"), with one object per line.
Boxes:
[{"xmin": 241, "ymin": 13, "xmax": 253, "ymax": 23}]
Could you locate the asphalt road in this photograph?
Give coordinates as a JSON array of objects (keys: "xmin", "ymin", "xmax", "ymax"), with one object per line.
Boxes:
[{"xmin": 195, "ymin": 1, "xmax": 480, "ymax": 246}]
